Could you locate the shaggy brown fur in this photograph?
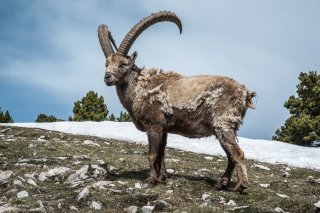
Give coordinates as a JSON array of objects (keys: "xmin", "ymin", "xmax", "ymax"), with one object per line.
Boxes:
[
  {"xmin": 104, "ymin": 53, "xmax": 255, "ymax": 192},
  {"xmin": 98, "ymin": 11, "xmax": 255, "ymax": 192}
]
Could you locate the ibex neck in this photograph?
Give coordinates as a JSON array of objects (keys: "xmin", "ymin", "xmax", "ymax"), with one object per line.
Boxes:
[{"xmin": 115, "ymin": 70, "xmax": 139, "ymax": 115}]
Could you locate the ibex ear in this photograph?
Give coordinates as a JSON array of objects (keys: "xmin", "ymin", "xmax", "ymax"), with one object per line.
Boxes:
[{"xmin": 130, "ymin": 51, "xmax": 138, "ymax": 63}]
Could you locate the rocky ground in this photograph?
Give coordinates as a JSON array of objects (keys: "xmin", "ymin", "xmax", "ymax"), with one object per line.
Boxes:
[{"xmin": 0, "ymin": 125, "xmax": 320, "ymax": 212}]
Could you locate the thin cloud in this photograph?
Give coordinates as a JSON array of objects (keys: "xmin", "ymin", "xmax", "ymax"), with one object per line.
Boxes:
[{"xmin": 1, "ymin": 1, "xmax": 320, "ymax": 139}]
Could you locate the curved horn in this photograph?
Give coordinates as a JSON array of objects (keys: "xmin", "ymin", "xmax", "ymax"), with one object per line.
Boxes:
[
  {"xmin": 117, "ymin": 11, "xmax": 182, "ymax": 56},
  {"xmin": 98, "ymin": 24, "xmax": 116, "ymax": 58}
]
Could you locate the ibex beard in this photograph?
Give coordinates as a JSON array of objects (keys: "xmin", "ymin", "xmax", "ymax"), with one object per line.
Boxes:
[{"xmin": 98, "ymin": 11, "xmax": 256, "ymax": 193}]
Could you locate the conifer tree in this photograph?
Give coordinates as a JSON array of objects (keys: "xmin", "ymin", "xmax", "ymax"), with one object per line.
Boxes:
[
  {"xmin": 71, "ymin": 91, "xmax": 108, "ymax": 121},
  {"xmin": 35, "ymin": 114, "xmax": 62, "ymax": 122},
  {"xmin": 273, "ymin": 71, "xmax": 320, "ymax": 146},
  {"xmin": 0, "ymin": 109, "xmax": 3, "ymax": 122},
  {"xmin": 117, "ymin": 111, "xmax": 132, "ymax": 122},
  {"xmin": 108, "ymin": 113, "xmax": 116, "ymax": 121},
  {"xmin": 3, "ymin": 110, "xmax": 14, "ymax": 123},
  {"xmin": 0, "ymin": 108, "xmax": 14, "ymax": 123}
]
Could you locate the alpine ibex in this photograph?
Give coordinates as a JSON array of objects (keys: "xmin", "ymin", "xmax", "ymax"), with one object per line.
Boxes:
[{"xmin": 98, "ymin": 11, "xmax": 255, "ymax": 192}]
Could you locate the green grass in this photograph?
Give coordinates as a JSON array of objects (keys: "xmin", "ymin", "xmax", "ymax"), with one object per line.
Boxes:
[{"xmin": 0, "ymin": 126, "xmax": 319, "ymax": 212}]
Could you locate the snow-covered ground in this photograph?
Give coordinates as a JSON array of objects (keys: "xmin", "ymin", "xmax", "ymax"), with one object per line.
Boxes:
[{"xmin": 2, "ymin": 121, "xmax": 319, "ymax": 170}]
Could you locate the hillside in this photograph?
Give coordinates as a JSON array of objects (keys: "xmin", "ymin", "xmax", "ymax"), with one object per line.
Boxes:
[{"xmin": 0, "ymin": 125, "xmax": 320, "ymax": 212}]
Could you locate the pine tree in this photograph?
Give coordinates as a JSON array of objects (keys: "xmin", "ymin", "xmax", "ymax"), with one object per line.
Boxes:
[
  {"xmin": 0, "ymin": 109, "xmax": 3, "ymax": 122},
  {"xmin": 71, "ymin": 91, "xmax": 108, "ymax": 121},
  {"xmin": 117, "ymin": 111, "xmax": 132, "ymax": 122},
  {"xmin": 3, "ymin": 111, "xmax": 13, "ymax": 123},
  {"xmin": 0, "ymin": 108, "xmax": 14, "ymax": 123},
  {"xmin": 108, "ymin": 113, "xmax": 116, "ymax": 121},
  {"xmin": 273, "ymin": 71, "xmax": 320, "ymax": 146},
  {"xmin": 35, "ymin": 114, "xmax": 62, "ymax": 122}
]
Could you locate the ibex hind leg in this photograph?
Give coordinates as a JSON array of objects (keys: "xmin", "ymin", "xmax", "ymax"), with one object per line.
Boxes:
[
  {"xmin": 215, "ymin": 128, "xmax": 248, "ymax": 192},
  {"xmin": 214, "ymin": 150, "xmax": 235, "ymax": 190}
]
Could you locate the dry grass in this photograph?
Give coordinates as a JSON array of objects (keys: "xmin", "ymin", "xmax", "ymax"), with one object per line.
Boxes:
[{"xmin": 0, "ymin": 125, "xmax": 319, "ymax": 212}]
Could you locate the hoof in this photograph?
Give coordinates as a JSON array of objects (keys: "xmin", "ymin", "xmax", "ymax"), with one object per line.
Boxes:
[
  {"xmin": 145, "ymin": 176, "xmax": 158, "ymax": 185},
  {"xmin": 215, "ymin": 177, "xmax": 229, "ymax": 190},
  {"xmin": 158, "ymin": 173, "xmax": 167, "ymax": 182},
  {"xmin": 234, "ymin": 183, "xmax": 248, "ymax": 193},
  {"xmin": 144, "ymin": 176, "xmax": 165, "ymax": 186}
]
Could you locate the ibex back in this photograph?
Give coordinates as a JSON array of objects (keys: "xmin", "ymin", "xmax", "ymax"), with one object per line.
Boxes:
[{"xmin": 98, "ymin": 11, "xmax": 256, "ymax": 192}]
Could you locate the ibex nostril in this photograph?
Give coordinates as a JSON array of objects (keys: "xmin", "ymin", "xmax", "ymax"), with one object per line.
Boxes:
[{"xmin": 104, "ymin": 73, "xmax": 112, "ymax": 82}]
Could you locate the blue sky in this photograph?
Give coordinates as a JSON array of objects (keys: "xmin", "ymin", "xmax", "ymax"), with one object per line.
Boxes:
[{"xmin": 1, "ymin": 0, "xmax": 320, "ymax": 139}]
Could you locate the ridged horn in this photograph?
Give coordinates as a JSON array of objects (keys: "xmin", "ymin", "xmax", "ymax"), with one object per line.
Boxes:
[
  {"xmin": 98, "ymin": 24, "xmax": 116, "ymax": 58},
  {"xmin": 117, "ymin": 11, "xmax": 182, "ymax": 56}
]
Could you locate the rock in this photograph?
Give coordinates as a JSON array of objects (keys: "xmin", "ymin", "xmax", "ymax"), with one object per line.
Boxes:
[
  {"xmin": 110, "ymin": 189, "xmax": 122, "ymax": 194},
  {"xmin": 285, "ymin": 167, "xmax": 291, "ymax": 171},
  {"xmin": 155, "ymin": 199, "xmax": 172, "ymax": 208},
  {"xmin": 259, "ymin": 183, "xmax": 270, "ymax": 188},
  {"xmin": 17, "ymin": 190, "xmax": 29, "ymax": 199},
  {"xmin": 219, "ymin": 196, "xmax": 226, "ymax": 204},
  {"xmin": 0, "ymin": 171, "xmax": 12, "ymax": 184},
  {"xmin": 226, "ymin": 200, "xmax": 236, "ymax": 206},
  {"xmin": 306, "ymin": 176, "xmax": 320, "ymax": 184},
  {"xmin": 231, "ymin": 206, "xmax": 249, "ymax": 210},
  {"xmin": 90, "ymin": 201, "xmax": 102, "ymax": 210},
  {"xmin": 91, "ymin": 181, "xmax": 113, "ymax": 190},
  {"xmin": 91, "ymin": 165, "xmax": 107, "ymax": 177},
  {"xmin": 24, "ymin": 173, "xmax": 36, "ymax": 179},
  {"xmin": 141, "ymin": 205, "xmax": 155, "ymax": 213},
  {"xmin": 201, "ymin": 193, "xmax": 211, "ymax": 201},
  {"xmin": 166, "ymin": 190, "xmax": 173, "ymax": 194},
  {"xmin": 73, "ymin": 155, "xmax": 91, "ymax": 160},
  {"xmin": 281, "ymin": 171, "xmax": 290, "ymax": 178},
  {"xmin": 97, "ymin": 160, "xmax": 105, "ymax": 165},
  {"xmin": 274, "ymin": 207, "xmax": 285, "ymax": 213},
  {"xmin": 67, "ymin": 166, "xmax": 89, "ymax": 183},
  {"xmin": 29, "ymin": 207, "xmax": 46, "ymax": 212},
  {"xmin": 27, "ymin": 178, "xmax": 38, "ymax": 187},
  {"xmin": 125, "ymin": 206, "xmax": 138, "ymax": 213},
  {"xmin": 204, "ymin": 156, "xmax": 213, "ymax": 160},
  {"xmin": 199, "ymin": 202, "xmax": 208, "ymax": 208},
  {"xmin": 165, "ymin": 158, "xmax": 180, "ymax": 163},
  {"xmin": 276, "ymin": 193, "xmax": 289, "ymax": 198},
  {"xmin": 254, "ymin": 164, "xmax": 271, "ymax": 171},
  {"xmin": 314, "ymin": 200, "xmax": 320, "ymax": 208},
  {"xmin": 36, "ymin": 200, "xmax": 44, "ymax": 208},
  {"xmin": 198, "ymin": 168, "xmax": 211, "ymax": 173},
  {"xmin": 70, "ymin": 205, "xmax": 78, "ymax": 211},
  {"xmin": 83, "ymin": 140, "xmax": 100, "ymax": 147},
  {"xmin": 28, "ymin": 144, "xmax": 36, "ymax": 148},
  {"xmin": 109, "ymin": 166, "xmax": 116, "ymax": 171},
  {"xmin": 13, "ymin": 179, "xmax": 23, "ymax": 186},
  {"xmin": 117, "ymin": 181, "xmax": 127, "ymax": 185},
  {"xmin": 135, "ymin": 183, "xmax": 142, "ymax": 189},
  {"xmin": 0, "ymin": 128, "xmax": 11, "ymax": 133},
  {"xmin": 77, "ymin": 187, "xmax": 89, "ymax": 201},
  {"xmin": 55, "ymin": 157, "xmax": 69, "ymax": 160},
  {"xmin": 66, "ymin": 165, "xmax": 107, "ymax": 183},
  {"xmin": 39, "ymin": 167, "xmax": 72, "ymax": 182},
  {"xmin": 37, "ymin": 136, "xmax": 46, "ymax": 142},
  {"xmin": 167, "ymin": 169, "xmax": 175, "ymax": 174},
  {"xmin": 0, "ymin": 204, "xmax": 20, "ymax": 212}
]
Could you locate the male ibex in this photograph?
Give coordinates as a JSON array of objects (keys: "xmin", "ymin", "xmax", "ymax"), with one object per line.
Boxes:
[{"xmin": 98, "ymin": 11, "xmax": 255, "ymax": 192}]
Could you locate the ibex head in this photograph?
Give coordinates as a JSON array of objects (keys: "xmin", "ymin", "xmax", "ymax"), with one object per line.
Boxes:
[{"xmin": 98, "ymin": 11, "xmax": 182, "ymax": 86}]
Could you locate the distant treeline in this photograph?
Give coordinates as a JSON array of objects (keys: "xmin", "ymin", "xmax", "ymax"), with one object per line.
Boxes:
[{"xmin": 35, "ymin": 91, "xmax": 131, "ymax": 123}]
